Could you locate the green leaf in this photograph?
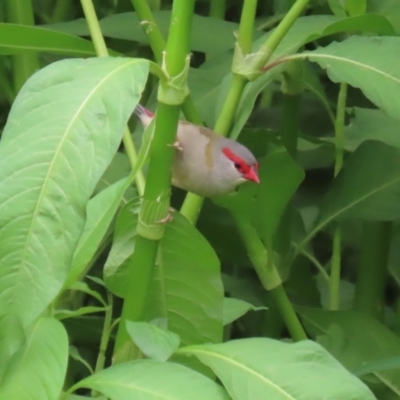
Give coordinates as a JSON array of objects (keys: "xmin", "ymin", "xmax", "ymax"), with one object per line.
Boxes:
[
  {"xmin": 231, "ymin": 13, "xmax": 393, "ymax": 140},
  {"xmin": 94, "ymin": 152, "xmax": 135, "ymax": 197},
  {"xmin": 297, "ymin": 136, "xmax": 335, "ymax": 170},
  {"xmin": 369, "ymin": 0, "xmax": 400, "ymax": 33},
  {"xmin": 297, "ymin": 307, "xmax": 400, "ymax": 396},
  {"xmin": 125, "ymin": 320, "xmax": 180, "ymax": 361},
  {"xmin": 327, "ymin": 0, "xmax": 347, "ymax": 16},
  {"xmin": 304, "ymin": 36, "xmax": 400, "ymax": 123},
  {"xmin": 104, "ymin": 199, "xmax": 141, "ymax": 293},
  {"xmin": 67, "ymin": 178, "xmax": 132, "ymax": 287},
  {"xmin": 0, "ymin": 23, "xmax": 103, "ymax": 56},
  {"xmin": 353, "ymin": 357, "xmax": 400, "ymax": 377},
  {"xmin": 0, "ymin": 57, "xmax": 149, "ymax": 327},
  {"xmin": 67, "ymin": 281, "xmax": 106, "ymax": 307},
  {"xmin": 320, "ymin": 141, "xmax": 400, "ymax": 222},
  {"xmin": 0, "ymin": 315, "xmax": 25, "ymax": 381},
  {"xmin": 215, "ymin": 145, "xmax": 305, "ymax": 247},
  {"xmin": 0, "ymin": 318, "xmax": 68, "ymax": 400},
  {"xmin": 68, "ymin": 116, "xmax": 155, "ymax": 288},
  {"xmin": 223, "ymin": 298, "xmax": 267, "ymax": 325},
  {"xmin": 69, "ymin": 345, "xmax": 94, "ymax": 375},
  {"xmin": 179, "ymin": 338, "xmax": 374, "ymax": 399},
  {"xmin": 299, "ymin": 141, "xmax": 400, "ymax": 249},
  {"xmin": 74, "ymin": 359, "xmax": 230, "ymax": 400},
  {"xmin": 302, "ymin": 64, "xmax": 335, "ymax": 125},
  {"xmin": 345, "ymin": 0, "xmax": 367, "ymax": 16},
  {"xmin": 105, "ymin": 209, "xmax": 224, "ymax": 346},
  {"xmin": 344, "ymin": 107, "xmax": 400, "ymax": 151},
  {"xmin": 328, "ymin": 0, "xmax": 367, "ymax": 16}
]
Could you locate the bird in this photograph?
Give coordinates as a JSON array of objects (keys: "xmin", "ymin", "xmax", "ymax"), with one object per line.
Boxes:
[{"xmin": 134, "ymin": 104, "xmax": 259, "ymax": 197}]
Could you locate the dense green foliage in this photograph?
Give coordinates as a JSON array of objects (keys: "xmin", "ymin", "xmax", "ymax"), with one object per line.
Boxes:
[{"xmin": 1, "ymin": 0, "xmax": 400, "ymax": 399}]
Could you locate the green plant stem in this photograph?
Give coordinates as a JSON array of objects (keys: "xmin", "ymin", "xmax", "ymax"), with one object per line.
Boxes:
[
  {"xmin": 179, "ymin": 193, "xmax": 204, "ymax": 223},
  {"xmin": 80, "ymin": 0, "xmax": 108, "ymax": 57},
  {"xmin": 114, "ymin": 236, "xmax": 159, "ymax": 356},
  {"xmin": 51, "ymin": 0, "xmax": 71, "ymax": 23},
  {"xmin": 130, "ymin": 0, "xmax": 165, "ymax": 63},
  {"xmin": 236, "ymin": 0, "xmax": 257, "ymax": 55},
  {"xmin": 81, "ymin": 0, "xmax": 145, "ymax": 196},
  {"xmin": 209, "ymin": 0, "xmax": 226, "ymax": 19},
  {"xmin": 114, "ymin": 0, "xmax": 195, "ymax": 361},
  {"xmin": 114, "ymin": 104, "xmax": 181, "ymax": 360},
  {"xmin": 329, "ymin": 82, "xmax": 347, "ymax": 310},
  {"xmin": 91, "ymin": 292, "xmax": 113, "ymax": 396},
  {"xmin": 131, "ymin": 0, "xmax": 202, "ymax": 125},
  {"xmin": 234, "ymin": 214, "xmax": 307, "ymax": 341},
  {"xmin": 258, "ymin": 0, "xmax": 310, "ymax": 68},
  {"xmin": 6, "ymin": 0, "xmax": 39, "ymax": 93},
  {"xmin": 269, "ymin": 285, "xmax": 307, "ymax": 341},
  {"xmin": 334, "ymin": 83, "xmax": 347, "ymax": 176},
  {"xmin": 280, "ymin": 93, "xmax": 300, "ymax": 159},
  {"xmin": 354, "ymin": 222, "xmax": 391, "ymax": 319},
  {"xmin": 330, "ymin": 225, "xmax": 341, "ymax": 310}
]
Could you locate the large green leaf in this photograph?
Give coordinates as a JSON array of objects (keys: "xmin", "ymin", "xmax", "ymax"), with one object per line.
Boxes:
[
  {"xmin": 230, "ymin": 13, "xmax": 393, "ymax": 139},
  {"xmin": 298, "ymin": 307, "xmax": 400, "ymax": 397},
  {"xmin": 73, "ymin": 359, "xmax": 230, "ymax": 400},
  {"xmin": 304, "ymin": 36, "xmax": 400, "ymax": 123},
  {"xmin": 105, "ymin": 207, "xmax": 223, "ymax": 346},
  {"xmin": 179, "ymin": 338, "xmax": 374, "ymax": 399},
  {"xmin": 0, "ymin": 318, "xmax": 68, "ymax": 400},
  {"xmin": 299, "ymin": 141, "xmax": 400, "ymax": 249},
  {"xmin": 125, "ymin": 320, "xmax": 180, "ymax": 361},
  {"xmin": 344, "ymin": 107, "xmax": 400, "ymax": 151},
  {"xmin": 0, "ymin": 57, "xmax": 148, "ymax": 327},
  {"xmin": 0, "ymin": 23, "xmax": 102, "ymax": 56}
]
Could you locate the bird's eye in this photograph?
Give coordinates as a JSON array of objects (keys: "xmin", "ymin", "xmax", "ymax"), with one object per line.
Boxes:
[{"xmin": 234, "ymin": 162, "xmax": 242, "ymax": 171}]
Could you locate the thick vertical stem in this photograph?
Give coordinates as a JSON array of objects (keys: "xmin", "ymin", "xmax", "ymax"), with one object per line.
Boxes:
[
  {"xmin": 269, "ymin": 285, "xmax": 307, "ymax": 341},
  {"xmin": 234, "ymin": 214, "xmax": 306, "ymax": 341},
  {"xmin": 354, "ymin": 222, "xmax": 391, "ymax": 319},
  {"xmin": 280, "ymin": 93, "xmax": 300, "ymax": 159},
  {"xmin": 6, "ymin": 0, "xmax": 39, "ymax": 93},
  {"xmin": 114, "ymin": 0, "xmax": 195, "ymax": 361},
  {"xmin": 209, "ymin": 0, "xmax": 226, "ymax": 19},
  {"xmin": 329, "ymin": 82, "xmax": 347, "ymax": 310},
  {"xmin": 131, "ymin": 0, "xmax": 202, "ymax": 125}
]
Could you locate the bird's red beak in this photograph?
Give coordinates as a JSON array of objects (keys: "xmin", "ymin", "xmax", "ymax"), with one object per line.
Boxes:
[{"xmin": 244, "ymin": 166, "xmax": 260, "ymax": 183}]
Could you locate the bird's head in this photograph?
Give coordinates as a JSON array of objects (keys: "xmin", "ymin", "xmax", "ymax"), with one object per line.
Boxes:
[{"xmin": 221, "ymin": 144, "xmax": 259, "ymax": 185}]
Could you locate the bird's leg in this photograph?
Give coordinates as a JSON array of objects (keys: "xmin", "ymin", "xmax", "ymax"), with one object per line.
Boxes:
[
  {"xmin": 156, "ymin": 207, "xmax": 175, "ymax": 224},
  {"xmin": 168, "ymin": 140, "xmax": 184, "ymax": 151}
]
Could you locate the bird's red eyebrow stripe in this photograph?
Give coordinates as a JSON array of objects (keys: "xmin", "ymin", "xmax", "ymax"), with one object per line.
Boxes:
[{"xmin": 222, "ymin": 147, "xmax": 250, "ymax": 172}]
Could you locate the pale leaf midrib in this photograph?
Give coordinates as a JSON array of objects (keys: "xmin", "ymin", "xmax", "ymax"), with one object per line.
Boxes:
[
  {"xmin": 306, "ymin": 52, "xmax": 400, "ymax": 85},
  {"xmin": 185, "ymin": 348, "xmax": 296, "ymax": 399}
]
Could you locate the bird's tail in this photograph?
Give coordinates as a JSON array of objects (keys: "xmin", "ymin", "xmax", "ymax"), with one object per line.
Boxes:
[{"xmin": 133, "ymin": 104, "xmax": 154, "ymax": 127}]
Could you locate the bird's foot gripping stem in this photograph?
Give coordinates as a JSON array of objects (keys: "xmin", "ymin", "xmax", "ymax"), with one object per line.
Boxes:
[
  {"xmin": 168, "ymin": 140, "xmax": 184, "ymax": 151},
  {"xmin": 156, "ymin": 207, "xmax": 175, "ymax": 224}
]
